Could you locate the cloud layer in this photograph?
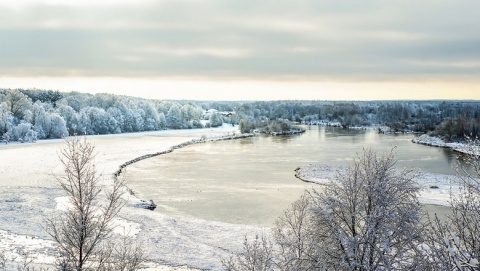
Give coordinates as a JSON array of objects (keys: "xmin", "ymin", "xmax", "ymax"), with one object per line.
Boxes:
[{"xmin": 1, "ymin": 0, "xmax": 479, "ymax": 82}]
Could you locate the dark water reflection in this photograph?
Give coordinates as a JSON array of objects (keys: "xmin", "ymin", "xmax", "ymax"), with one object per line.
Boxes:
[{"xmin": 126, "ymin": 126, "xmax": 462, "ymax": 226}]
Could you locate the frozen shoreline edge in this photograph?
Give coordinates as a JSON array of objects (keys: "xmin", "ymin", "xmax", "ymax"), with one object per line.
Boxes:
[
  {"xmin": 293, "ymin": 163, "xmax": 470, "ymax": 207},
  {"xmin": 412, "ymin": 134, "xmax": 478, "ymax": 155}
]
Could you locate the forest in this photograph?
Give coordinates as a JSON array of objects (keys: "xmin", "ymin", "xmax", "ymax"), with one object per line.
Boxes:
[{"xmin": 1, "ymin": 88, "xmax": 479, "ymax": 143}]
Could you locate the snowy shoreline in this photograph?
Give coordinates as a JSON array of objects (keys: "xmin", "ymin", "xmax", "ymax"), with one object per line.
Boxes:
[
  {"xmin": 412, "ymin": 134, "xmax": 478, "ymax": 155},
  {"xmin": 294, "ymin": 163, "xmax": 466, "ymax": 207}
]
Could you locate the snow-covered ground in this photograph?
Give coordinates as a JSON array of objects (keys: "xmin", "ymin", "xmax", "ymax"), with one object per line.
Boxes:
[
  {"xmin": 2, "ymin": 125, "xmax": 473, "ymax": 270},
  {"xmin": 0, "ymin": 125, "xmax": 263, "ymax": 270},
  {"xmin": 412, "ymin": 134, "xmax": 479, "ymax": 155},
  {"xmin": 295, "ymin": 164, "xmax": 470, "ymax": 207}
]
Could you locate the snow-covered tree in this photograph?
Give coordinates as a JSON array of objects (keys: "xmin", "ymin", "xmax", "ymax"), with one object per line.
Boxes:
[
  {"xmin": 85, "ymin": 107, "xmax": 110, "ymax": 134},
  {"xmin": 0, "ymin": 102, "xmax": 13, "ymax": 136},
  {"xmin": 158, "ymin": 112, "xmax": 166, "ymax": 129},
  {"xmin": 239, "ymin": 119, "xmax": 255, "ymax": 133},
  {"xmin": 45, "ymin": 137, "xmax": 136, "ymax": 270},
  {"xmin": 56, "ymin": 103, "xmax": 79, "ymax": 135},
  {"xmin": 310, "ymin": 148, "xmax": 425, "ymax": 270},
  {"xmin": 4, "ymin": 90, "xmax": 32, "ymax": 121},
  {"xmin": 223, "ymin": 235, "xmax": 274, "ymax": 271},
  {"xmin": 142, "ymin": 102, "xmax": 160, "ymax": 131},
  {"xmin": 426, "ymin": 140, "xmax": 480, "ymax": 270},
  {"xmin": 273, "ymin": 193, "xmax": 319, "ymax": 270},
  {"xmin": 12, "ymin": 122, "xmax": 32, "ymax": 142},
  {"xmin": 209, "ymin": 112, "xmax": 223, "ymax": 127},
  {"xmin": 44, "ymin": 112, "xmax": 68, "ymax": 139},
  {"xmin": 113, "ymin": 101, "xmax": 135, "ymax": 133},
  {"xmin": 167, "ymin": 103, "xmax": 183, "ymax": 129},
  {"xmin": 132, "ymin": 109, "xmax": 145, "ymax": 132}
]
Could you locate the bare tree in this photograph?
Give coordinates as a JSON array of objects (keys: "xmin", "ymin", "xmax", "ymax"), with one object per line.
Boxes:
[
  {"xmin": 97, "ymin": 234, "xmax": 144, "ymax": 271},
  {"xmin": 223, "ymin": 235, "xmax": 274, "ymax": 271},
  {"xmin": 426, "ymin": 140, "xmax": 480, "ymax": 270},
  {"xmin": 309, "ymin": 147, "xmax": 426, "ymax": 270},
  {"xmin": 273, "ymin": 193, "xmax": 319, "ymax": 271},
  {"xmin": 46, "ymin": 137, "xmax": 127, "ymax": 271}
]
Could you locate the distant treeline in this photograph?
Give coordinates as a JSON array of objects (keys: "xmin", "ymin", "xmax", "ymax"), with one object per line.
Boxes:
[
  {"xmin": 1, "ymin": 88, "xmax": 479, "ymax": 143},
  {"xmin": 229, "ymin": 100, "xmax": 480, "ymax": 140}
]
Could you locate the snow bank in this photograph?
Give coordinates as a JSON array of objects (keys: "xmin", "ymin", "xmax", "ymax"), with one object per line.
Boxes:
[
  {"xmin": 412, "ymin": 134, "xmax": 479, "ymax": 155},
  {"xmin": 294, "ymin": 164, "xmax": 343, "ymax": 185},
  {"xmin": 295, "ymin": 164, "xmax": 469, "ymax": 207}
]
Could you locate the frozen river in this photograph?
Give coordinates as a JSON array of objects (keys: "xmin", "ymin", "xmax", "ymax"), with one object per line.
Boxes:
[{"xmin": 126, "ymin": 126, "xmax": 462, "ymax": 226}]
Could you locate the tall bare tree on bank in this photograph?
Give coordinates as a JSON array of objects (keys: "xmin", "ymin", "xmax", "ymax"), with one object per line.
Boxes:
[
  {"xmin": 46, "ymin": 137, "xmax": 139, "ymax": 270},
  {"xmin": 426, "ymin": 140, "xmax": 480, "ymax": 270}
]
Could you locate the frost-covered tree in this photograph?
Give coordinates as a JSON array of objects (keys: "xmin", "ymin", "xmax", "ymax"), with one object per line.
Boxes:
[
  {"xmin": 142, "ymin": 102, "xmax": 160, "ymax": 131},
  {"xmin": 44, "ymin": 112, "xmax": 68, "ymax": 139},
  {"xmin": 223, "ymin": 235, "xmax": 274, "ymax": 271},
  {"xmin": 273, "ymin": 193, "xmax": 319, "ymax": 270},
  {"xmin": 132, "ymin": 109, "xmax": 145, "ymax": 132},
  {"xmin": 113, "ymin": 101, "xmax": 135, "ymax": 133},
  {"xmin": 4, "ymin": 90, "xmax": 32, "ymax": 121},
  {"xmin": 45, "ymin": 137, "xmax": 137, "ymax": 270},
  {"xmin": 167, "ymin": 103, "xmax": 183, "ymax": 129},
  {"xmin": 0, "ymin": 102, "xmax": 13, "ymax": 136},
  {"xmin": 12, "ymin": 122, "xmax": 32, "ymax": 142},
  {"xmin": 57, "ymin": 103, "xmax": 79, "ymax": 135},
  {"xmin": 158, "ymin": 112, "xmax": 166, "ymax": 129},
  {"xmin": 426, "ymin": 140, "xmax": 480, "ymax": 270},
  {"xmin": 85, "ymin": 107, "xmax": 110, "ymax": 134},
  {"xmin": 310, "ymin": 148, "xmax": 425, "ymax": 270},
  {"xmin": 209, "ymin": 112, "xmax": 223, "ymax": 127}
]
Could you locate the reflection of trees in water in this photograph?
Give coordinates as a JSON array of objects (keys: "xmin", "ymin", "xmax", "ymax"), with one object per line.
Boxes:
[
  {"xmin": 270, "ymin": 135, "xmax": 300, "ymax": 144},
  {"xmin": 238, "ymin": 138, "xmax": 255, "ymax": 145}
]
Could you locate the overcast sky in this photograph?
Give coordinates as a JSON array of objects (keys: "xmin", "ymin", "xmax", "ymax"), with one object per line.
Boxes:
[{"xmin": 1, "ymin": 0, "xmax": 479, "ymax": 101}]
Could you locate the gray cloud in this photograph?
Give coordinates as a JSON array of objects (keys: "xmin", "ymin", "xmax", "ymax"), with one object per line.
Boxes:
[{"xmin": 0, "ymin": 0, "xmax": 479, "ymax": 81}]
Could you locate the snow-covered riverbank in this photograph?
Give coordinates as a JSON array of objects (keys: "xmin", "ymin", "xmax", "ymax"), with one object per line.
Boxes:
[
  {"xmin": 412, "ymin": 134, "xmax": 479, "ymax": 155},
  {"xmin": 294, "ymin": 163, "xmax": 468, "ymax": 207},
  {"xmin": 0, "ymin": 125, "xmax": 264, "ymax": 270}
]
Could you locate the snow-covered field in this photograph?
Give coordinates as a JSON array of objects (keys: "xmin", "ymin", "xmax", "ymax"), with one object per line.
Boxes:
[
  {"xmin": 0, "ymin": 125, "xmax": 262, "ymax": 270},
  {"xmin": 295, "ymin": 164, "xmax": 468, "ymax": 207}
]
